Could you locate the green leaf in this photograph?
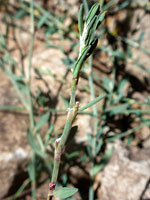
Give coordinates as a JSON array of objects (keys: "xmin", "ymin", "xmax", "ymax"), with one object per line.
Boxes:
[
  {"xmin": 0, "ymin": 31, "xmax": 7, "ymax": 48},
  {"xmin": 95, "ymin": 139, "xmax": 103, "ymax": 155},
  {"xmin": 138, "ymin": 31, "xmax": 145, "ymax": 44},
  {"xmin": 28, "ymin": 162, "xmax": 34, "ymax": 183},
  {"xmin": 52, "ymin": 187, "xmax": 78, "ymax": 199},
  {"xmin": 87, "ymin": 133, "xmax": 94, "ymax": 147},
  {"xmin": 123, "ymin": 37, "xmax": 139, "ymax": 48},
  {"xmin": 79, "ymin": 94, "xmax": 106, "ymax": 112},
  {"xmin": 133, "ymin": 60, "xmax": 150, "ymax": 74},
  {"xmin": 117, "ymin": 79, "xmax": 128, "ymax": 93},
  {"xmin": 85, "ymin": 11, "xmax": 106, "ymax": 46},
  {"xmin": 27, "ymin": 129, "xmax": 45, "ymax": 158},
  {"xmin": 67, "ymin": 198, "xmax": 76, "ymax": 200},
  {"xmin": 100, "ymin": 0, "xmax": 105, "ymax": 11},
  {"xmin": 119, "ymin": 1, "xmax": 129, "ymax": 9},
  {"xmin": 106, "ymin": 103, "xmax": 129, "ymax": 116},
  {"xmin": 102, "ymin": 77, "xmax": 114, "ymax": 93},
  {"xmin": 91, "ymin": 147, "xmax": 114, "ymax": 176},
  {"xmin": 27, "ymin": 155, "xmax": 36, "ymax": 199},
  {"xmin": 12, "ymin": 179, "xmax": 30, "ymax": 199},
  {"xmin": 103, "ymin": 0, "xmax": 116, "ymax": 11},
  {"xmin": 86, "ymin": 3, "xmax": 100, "ymax": 25},
  {"xmin": 0, "ymin": 105, "xmax": 25, "ymax": 111},
  {"xmin": 14, "ymin": 10, "xmax": 27, "ymax": 19},
  {"xmin": 45, "ymin": 123, "xmax": 54, "ymax": 146},
  {"xmin": 61, "ymin": 173, "xmax": 68, "ymax": 186},
  {"xmin": 78, "ymin": 4, "xmax": 84, "ymax": 35},
  {"xmin": 112, "ymin": 79, "xmax": 128, "ymax": 104},
  {"xmin": 98, "ymin": 11, "xmax": 106, "ymax": 23},
  {"xmin": 8, "ymin": 76, "xmax": 29, "ymax": 110},
  {"xmin": 34, "ymin": 113, "xmax": 50, "ymax": 133},
  {"xmin": 85, "ymin": 15, "xmax": 97, "ymax": 45},
  {"xmin": 5, "ymin": 72, "xmax": 24, "ymax": 81},
  {"xmin": 87, "ymin": 38, "xmax": 98, "ymax": 56},
  {"xmin": 66, "ymin": 151, "xmax": 80, "ymax": 159},
  {"xmin": 86, "ymin": 145, "xmax": 93, "ymax": 160},
  {"xmin": 73, "ymin": 45, "xmax": 91, "ymax": 78},
  {"xmin": 126, "ymin": 134, "xmax": 133, "ymax": 145},
  {"xmin": 37, "ymin": 12, "xmax": 49, "ymax": 28}
]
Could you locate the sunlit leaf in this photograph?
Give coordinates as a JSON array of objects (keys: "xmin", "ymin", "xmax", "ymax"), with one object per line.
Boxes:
[{"xmin": 52, "ymin": 187, "xmax": 78, "ymax": 199}]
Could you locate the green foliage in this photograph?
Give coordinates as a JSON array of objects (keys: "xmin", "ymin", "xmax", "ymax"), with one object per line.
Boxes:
[
  {"xmin": 91, "ymin": 147, "xmax": 114, "ymax": 176},
  {"xmin": 33, "ymin": 113, "xmax": 50, "ymax": 133},
  {"xmin": 79, "ymin": 93, "xmax": 106, "ymax": 112},
  {"xmin": 51, "ymin": 187, "xmax": 78, "ymax": 199},
  {"xmin": 27, "ymin": 128, "xmax": 45, "ymax": 158},
  {"xmin": 0, "ymin": 0, "xmax": 150, "ymax": 199}
]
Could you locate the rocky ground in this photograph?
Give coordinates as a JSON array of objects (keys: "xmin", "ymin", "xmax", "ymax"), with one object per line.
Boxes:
[{"xmin": 0, "ymin": 0, "xmax": 150, "ymax": 199}]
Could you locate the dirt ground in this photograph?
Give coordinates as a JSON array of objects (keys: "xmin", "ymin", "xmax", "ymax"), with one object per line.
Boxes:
[{"xmin": 0, "ymin": 0, "xmax": 150, "ymax": 199}]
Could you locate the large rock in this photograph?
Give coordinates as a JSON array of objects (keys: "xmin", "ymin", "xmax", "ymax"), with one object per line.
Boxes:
[{"xmin": 99, "ymin": 141, "xmax": 150, "ymax": 200}]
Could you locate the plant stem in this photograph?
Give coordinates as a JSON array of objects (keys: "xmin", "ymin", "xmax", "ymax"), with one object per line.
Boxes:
[
  {"xmin": 27, "ymin": 0, "xmax": 35, "ymax": 129},
  {"xmin": 47, "ymin": 72, "xmax": 79, "ymax": 200},
  {"xmin": 28, "ymin": 1, "xmax": 36, "ymax": 200},
  {"xmin": 87, "ymin": 56, "xmax": 98, "ymax": 200},
  {"xmin": 88, "ymin": 56, "xmax": 98, "ymax": 157},
  {"xmin": 47, "ymin": 2, "xmax": 104, "ymax": 198}
]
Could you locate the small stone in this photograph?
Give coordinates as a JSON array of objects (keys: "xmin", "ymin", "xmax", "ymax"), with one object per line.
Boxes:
[{"xmin": 143, "ymin": 138, "xmax": 150, "ymax": 148}]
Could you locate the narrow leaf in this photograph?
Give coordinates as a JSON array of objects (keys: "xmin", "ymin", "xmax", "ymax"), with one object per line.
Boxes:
[
  {"xmin": 102, "ymin": 77, "xmax": 114, "ymax": 93},
  {"xmin": 85, "ymin": 15, "xmax": 97, "ymax": 45},
  {"xmin": 86, "ymin": 3, "xmax": 100, "ymax": 25},
  {"xmin": 14, "ymin": 10, "xmax": 27, "ymax": 18},
  {"xmin": 27, "ymin": 129, "xmax": 45, "ymax": 158},
  {"xmin": 37, "ymin": 12, "xmax": 49, "ymax": 28},
  {"xmin": 95, "ymin": 139, "xmax": 103, "ymax": 155},
  {"xmin": 45, "ymin": 123, "xmax": 54, "ymax": 146},
  {"xmin": 53, "ymin": 187, "xmax": 78, "ymax": 199},
  {"xmin": 98, "ymin": 11, "xmax": 106, "ymax": 23},
  {"xmin": 78, "ymin": 4, "xmax": 84, "ymax": 35},
  {"xmin": 34, "ymin": 113, "xmax": 50, "ymax": 133},
  {"xmin": 100, "ymin": 0, "xmax": 105, "ymax": 11},
  {"xmin": 0, "ymin": 105, "xmax": 25, "ymax": 111},
  {"xmin": 73, "ymin": 46, "xmax": 91, "ymax": 78},
  {"xmin": 106, "ymin": 103, "xmax": 129, "ymax": 116},
  {"xmin": 91, "ymin": 147, "xmax": 114, "ymax": 176},
  {"xmin": 86, "ymin": 38, "xmax": 98, "ymax": 56},
  {"xmin": 79, "ymin": 94, "xmax": 106, "ymax": 112}
]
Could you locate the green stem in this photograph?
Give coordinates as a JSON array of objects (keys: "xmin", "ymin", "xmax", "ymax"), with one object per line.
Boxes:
[
  {"xmin": 31, "ymin": 153, "xmax": 36, "ymax": 199},
  {"xmin": 48, "ymin": 75, "xmax": 79, "ymax": 200},
  {"xmin": 51, "ymin": 118, "xmax": 74, "ymax": 184},
  {"xmin": 89, "ymin": 180, "xmax": 94, "ymax": 200},
  {"xmin": 47, "ymin": 2, "xmax": 104, "ymax": 199},
  {"xmin": 28, "ymin": 1, "xmax": 36, "ymax": 199},
  {"xmin": 87, "ymin": 56, "xmax": 98, "ymax": 200},
  {"xmin": 87, "ymin": 56, "xmax": 98, "ymax": 157},
  {"xmin": 27, "ymin": 0, "xmax": 35, "ymax": 129},
  {"xmin": 69, "ymin": 78, "xmax": 78, "ymax": 107}
]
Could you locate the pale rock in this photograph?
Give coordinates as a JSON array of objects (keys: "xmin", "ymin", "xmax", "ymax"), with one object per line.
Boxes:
[{"xmin": 99, "ymin": 141, "xmax": 150, "ymax": 200}]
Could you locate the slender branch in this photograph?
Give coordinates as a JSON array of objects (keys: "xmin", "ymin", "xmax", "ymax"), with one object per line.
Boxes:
[
  {"xmin": 87, "ymin": 56, "xmax": 98, "ymax": 157},
  {"xmin": 47, "ymin": 83, "xmax": 79, "ymax": 199},
  {"xmin": 28, "ymin": 1, "xmax": 36, "ymax": 200},
  {"xmin": 47, "ymin": 3, "xmax": 105, "ymax": 199},
  {"xmin": 27, "ymin": 0, "xmax": 35, "ymax": 129}
]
